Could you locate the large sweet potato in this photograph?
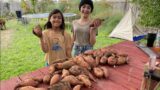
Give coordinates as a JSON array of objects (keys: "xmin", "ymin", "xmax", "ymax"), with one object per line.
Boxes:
[
  {"xmin": 15, "ymin": 78, "xmax": 39, "ymax": 90},
  {"xmin": 50, "ymin": 74, "xmax": 61, "ymax": 85},
  {"xmin": 18, "ymin": 86, "xmax": 47, "ymax": 90},
  {"xmin": 61, "ymin": 75, "xmax": 83, "ymax": 86},
  {"xmin": 61, "ymin": 60, "xmax": 75, "ymax": 69}
]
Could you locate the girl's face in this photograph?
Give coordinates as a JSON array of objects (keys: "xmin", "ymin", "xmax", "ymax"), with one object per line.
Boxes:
[
  {"xmin": 80, "ymin": 4, "xmax": 91, "ymax": 18},
  {"xmin": 50, "ymin": 13, "xmax": 62, "ymax": 28}
]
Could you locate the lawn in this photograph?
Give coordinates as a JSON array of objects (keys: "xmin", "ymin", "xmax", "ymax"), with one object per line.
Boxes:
[{"xmin": 0, "ymin": 2, "xmax": 123, "ymax": 80}]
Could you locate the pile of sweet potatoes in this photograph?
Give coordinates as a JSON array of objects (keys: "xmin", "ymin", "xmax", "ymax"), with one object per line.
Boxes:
[{"xmin": 14, "ymin": 48, "xmax": 129, "ymax": 90}]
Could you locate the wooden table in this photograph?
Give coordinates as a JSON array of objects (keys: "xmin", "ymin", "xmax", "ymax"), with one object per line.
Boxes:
[{"xmin": 0, "ymin": 41, "xmax": 155, "ymax": 90}]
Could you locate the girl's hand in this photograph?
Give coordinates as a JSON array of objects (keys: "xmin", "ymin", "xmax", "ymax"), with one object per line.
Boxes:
[
  {"xmin": 90, "ymin": 18, "xmax": 102, "ymax": 28},
  {"xmin": 32, "ymin": 25, "xmax": 42, "ymax": 38}
]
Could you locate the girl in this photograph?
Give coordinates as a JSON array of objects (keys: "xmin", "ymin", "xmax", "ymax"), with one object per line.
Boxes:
[
  {"xmin": 33, "ymin": 9, "xmax": 72, "ymax": 66},
  {"xmin": 72, "ymin": 0, "xmax": 102, "ymax": 56}
]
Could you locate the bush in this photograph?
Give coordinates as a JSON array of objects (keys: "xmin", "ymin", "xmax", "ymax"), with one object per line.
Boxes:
[{"xmin": 133, "ymin": 0, "xmax": 160, "ymax": 28}]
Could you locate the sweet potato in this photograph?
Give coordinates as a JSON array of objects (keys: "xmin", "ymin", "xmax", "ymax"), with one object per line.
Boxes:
[
  {"xmin": 49, "ymin": 81, "xmax": 71, "ymax": 90},
  {"xmin": 61, "ymin": 60, "xmax": 75, "ymax": 69},
  {"xmin": 93, "ymin": 67, "xmax": 104, "ymax": 78},
  {"xmin": 73, "ymin": 56, "xmax": 91, "ymax": 70},
  {"xmin": 15, "ymin": 78, "xmax": 39, "ymax": 90},
  {"xmin": 100, "ymin": 66, "xmax": 109, "ymax": 79},
  {"xmin": 107, "ymin": 56, "xmax": 117, "ymax": 65},
  {"xmin": 99, "ymin": 56, "xmax": 107, "ymax": 64},
  {"xmin": 117, "ymin": 55, "xmax": 128, "ymax": 65},
  {"xmin": 83, "ymin": 55, "xmax": 96, "ymax": 67},
  {"xmin": 18, "ymin": 86, "xmax": 47, "ymax": 90},
  {"xmin": 73, "ymin": 85, "xmax": 81, "ymax": 90},
  {"xmin": 78, "ymin": 74, "xmax": 92, "ymax": 87},
  {"xmin": 49, "ymin": 64, "xmax": 55, "ymax": 74},
  {"xmin": 50, "ymin": 74, "xmax": 60, "ymax": 85},
  {"xmin": 61, "ymin": 75, "xmax": 83, "ymax": 86},
  {"xmin": 54, "ymin": 63, "xmax": 63, "ymax": 70},
  {"xmin": 32, "ymin": 77, "xmax": 43, "ymax": 83},
  {"xmin": 93, "ymin": 49, "xmax": 103, "ymax": 57},
  {"xmin": 69, "ymin": 65, "xmax": 82, "ymax": 76},
  {"xmin": 95, "ymin": 56, "xmax": 100, "ymax": 66},
  {"xmin": 43, "ymin": 74, "xmax": 52, "ymax": 84},
  {"xmin": 61, "ymin": 69, "xmax": 70, "ymax": 78},
  {"xmin": 83, "ymin": 50, "xmax": 95, "ymax": 55}
]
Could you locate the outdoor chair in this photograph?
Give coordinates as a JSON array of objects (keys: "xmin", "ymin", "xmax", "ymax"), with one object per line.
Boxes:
[{"xmin": 15, "ymin": 10, "xmax": 28, "ymax": 24}]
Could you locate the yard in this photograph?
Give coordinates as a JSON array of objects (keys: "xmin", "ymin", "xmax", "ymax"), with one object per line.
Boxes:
[{"xmin": 0, "ymin": 8, "xmax": 123, "ymax": 81}]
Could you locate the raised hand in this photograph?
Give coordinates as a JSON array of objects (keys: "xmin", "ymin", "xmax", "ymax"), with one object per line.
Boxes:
[
  {"xmin": 32, "ymin": 25, "xmax": 42, "ymax": 38},
  {"xmin": 90, "ymin": 18, "xmax": 102, "ymax": 28}
]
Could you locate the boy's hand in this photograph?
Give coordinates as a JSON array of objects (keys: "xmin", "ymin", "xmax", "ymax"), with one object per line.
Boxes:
[{"xmin": 32, "ymin": 25, "xmax": 42, "ymax": 38}]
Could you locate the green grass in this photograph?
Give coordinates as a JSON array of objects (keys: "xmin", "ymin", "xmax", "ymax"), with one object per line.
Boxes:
[{"xmin": 0, "ymin": 15, "xmax": 122, "ymax": 80}]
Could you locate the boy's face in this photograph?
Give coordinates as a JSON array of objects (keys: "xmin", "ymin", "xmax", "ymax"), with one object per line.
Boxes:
[
  {"xmin": 80, "ymin": 4, "xmax": 92, "ymax": 18},
  {"xmin": 50, "ymin": 13, "xmax": 62, "ymax": 28}
]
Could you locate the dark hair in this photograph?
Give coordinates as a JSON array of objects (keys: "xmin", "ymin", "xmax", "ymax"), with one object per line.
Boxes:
[
  {"xmin": 44, "ymin": 9, "xmax": 65, "ymax": 30},
  {"xmin": 79, "ymin": 0, "xmax": 94, "ymax": 12}
]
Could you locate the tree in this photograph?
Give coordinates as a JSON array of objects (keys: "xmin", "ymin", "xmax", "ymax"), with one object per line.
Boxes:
[{"xmin": 133, "ymin": 0, "xmax": 160, "ymax": 28}]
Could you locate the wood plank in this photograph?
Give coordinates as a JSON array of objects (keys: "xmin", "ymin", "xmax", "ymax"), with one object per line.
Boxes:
[
  {"xmin": 18, "ymin": 72, "xmax": 33, "ymax": 81},
  {"xmin": 38, "ymin": 67, "xmax": 49, "ymax": 75},
  {"xmin": 0, "ymin": 77, "xmax": 21, "ymax": 90},
  {"xmin": 82, "ymin": 79, "xmax": 128, "ymax": 90},
  {"xmin": 107, "ymin": 67, "xmax": 141, "ymax": 89}
]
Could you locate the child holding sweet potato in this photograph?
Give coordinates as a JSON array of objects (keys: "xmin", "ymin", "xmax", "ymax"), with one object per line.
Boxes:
[{"xmin": 33, "ymin": 9, "xmax": 72, "ymax": 66}]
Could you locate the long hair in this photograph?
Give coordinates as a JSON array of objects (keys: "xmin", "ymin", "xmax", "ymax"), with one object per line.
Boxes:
[{"xmin": 44, "ymin": 9, "xmax": 65, "ymax": 31}]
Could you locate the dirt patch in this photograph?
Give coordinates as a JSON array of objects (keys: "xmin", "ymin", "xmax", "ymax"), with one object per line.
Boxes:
[{"xmin": 0, "ymin": 29, "xmax": 14, "ymax": 49}]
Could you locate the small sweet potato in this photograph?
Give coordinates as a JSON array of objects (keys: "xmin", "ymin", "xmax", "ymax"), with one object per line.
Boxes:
[
  {"xmin": 50, "ymin": 74, "xmax": 60, "ymax": 85},
  {"xmin": 73, "ymin": 85, "xmax": 81, "ymax": 90},
  {"xmin": 73, "ymin": 56, "xmax": 91, "ymax": 70},
  {"xmin": 69, "ymin": 65, "xmax": 82, "ymax": 76},
  {"xmin": 95, "ymin": 56, "xmax": 100, "ymax": 66},
  {"xmin": 100, "ymin": 56, "xmax": 107, "ymax": 64},
  {"xmin": 43, "ymin": 74, "xmax": 52, "ymax": 84},
  {"xmin": 78, "ymin": 74, "xmax": 91, "ymax": 87},
  {"xmin": 100, "ymin": 66, "xmax": 109, "ymax": 79},
  {"xmin": 93, "ymin": 67, "xmax": 104, "ymax": 78},
  {"xmin": 84, "ymin": 50, "xmax": 95, "ymax": 55},
  {"xmin": 61, "ymin": 69, "xmax": 70, "ymax": 78},
  {"xmin": 83, "ymin": 55, "xmax": 96, "ymax": 67},
  {"xmin": 54, "ymin": 63, "xmax": 63, "ymax": 70},
  {"xmin": 117, "ymin": 56, "xmax": 128, "ymax": 65},
  {"xmin": 48, "ymin": 81, "xmax": 71, "ymax": 90},
  {"xmin": 107, "ymin": 56, "xmax": 117, "ymax": 65},
  {"xmin": 49, "ymin": 64, "xmax": 55, "ymax": 74}
]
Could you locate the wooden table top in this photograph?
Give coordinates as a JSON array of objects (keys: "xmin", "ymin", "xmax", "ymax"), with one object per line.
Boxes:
[{"xmin": 1, "ymin": 41, "xmax": 156, "ymax": 90}]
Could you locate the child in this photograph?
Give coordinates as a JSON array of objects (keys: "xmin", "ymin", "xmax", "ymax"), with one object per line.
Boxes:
[
  {"xmin": 33, "ymin": 9, "xmax": 72, "ymax": 66},
  {"xmin": 71, "ymin": 0, "xmax": 102, "ymax": 56}
]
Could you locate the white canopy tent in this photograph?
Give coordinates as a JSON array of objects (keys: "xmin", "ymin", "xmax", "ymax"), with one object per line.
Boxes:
[{"xmin": 109, "ymin": 4, "xmax": 146, "ymax": 41}]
